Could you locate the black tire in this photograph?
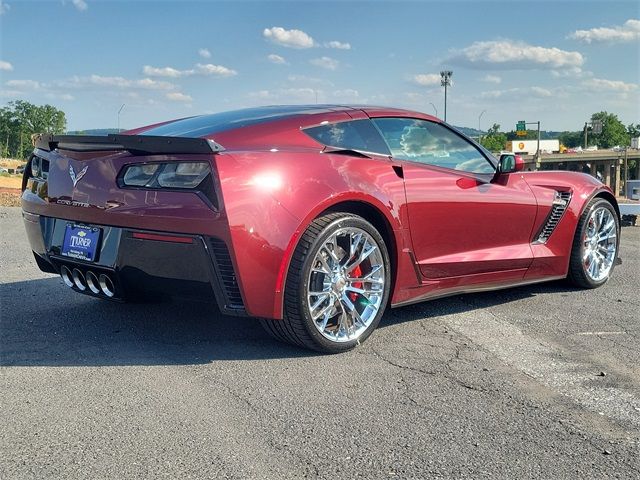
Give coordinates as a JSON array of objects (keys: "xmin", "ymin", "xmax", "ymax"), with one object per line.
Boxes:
[
  {"xmin": 260, "ymin": 212, "xmax": 391, "ymax": 353},
  {"xmin": 567, "ymin": 197, "xmax": 619, "ymax": 289}
]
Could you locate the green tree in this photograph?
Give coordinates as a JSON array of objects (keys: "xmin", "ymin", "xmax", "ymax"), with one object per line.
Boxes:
[
  {"xmin": 558, "ymin": 130, "xmax": 583, "ymax": 148},
  {"xmin": 589, "ymin": 111, "xmax": 629, "ymax": 148},
  {"xmin": 505, "ymin": 130, "xmax": 537, "ymax": 141},
  {"xmin": 480, "ymin": 123, "xmax": 507, "ymax": 152},
  {"xmin": 627, "ymin": 123, "xmax": 640, "ymax": 138},
  {"xmin": 0, "ymin": 100, "xmax": 66, "ymax": 159}
]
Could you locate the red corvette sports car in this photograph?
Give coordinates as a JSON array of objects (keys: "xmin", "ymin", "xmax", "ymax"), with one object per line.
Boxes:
[{"xmin": 22, "ymin": 105, "xmax": 620, "ymax": 352}]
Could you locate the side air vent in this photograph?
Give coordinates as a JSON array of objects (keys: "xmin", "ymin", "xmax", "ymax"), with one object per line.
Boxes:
[
  {"xmin": 534, "ymin": 191, "xmax": 572, "ymax": 243},
  {"xmin": 208, "ymin": 238, "xmax": 245, "ymax": 311}
]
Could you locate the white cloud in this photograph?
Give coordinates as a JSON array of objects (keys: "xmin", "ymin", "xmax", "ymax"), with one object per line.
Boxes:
[
  {"xmin": 267, "ymin": 54, "xmax": 287, "ymax": 65},
  {"xmin": 481, "ymin": 86, "xmax": 553, "ymax": 99},
  {"xmin": 5, "ymin": 79, "xmax": 40, "ymax": 90},
  {"xmin": 325, "ymin": 40, "xmax": 351, "ymax": 50},
  {"xmin": 166, "ymin": 92, "xmax": 193, "ymax": 102},
  {"xmin": 551, "ymin": 67, "xmax": 585, "ymax": 78},
  {"xmin": 582, "ymin": 78, "xmax": 638, "ymax": 93},
  {"xmin": 411, "ymin": 73, "xmax": 440, "ymax": 86},
  {"xmin": 0, "ymin": 90, "xmax": 22, "ymax": 98},
  {"xmin": 142, "ymin": 65, "xmax": 189, "ymax": 78},
  {"xmin": 263, "ymin": 26, "xmax": 315, "ymax": 49},
  {"xmin": 287, "ymin": 74, "xmax": 333, "ymax": 86},
  {"xmin": 310, "ymin": 56, "xmax": 339, "ymax": 70},
  {"xmin": 0, "ymin": 60, "xmax": 13, "ymax": 71},
  {"xmin": 70, "ymin": 74, "xmax": 176, "ymax": 90},
  {"xmin": 248, "ymin": 87, "xmax": 318, "ymax": 102},
  {"xmin": 482, "ymin": 74, "xmax": 502, "ymax": 84},
  {"xmin": 248, "ymin": 90, "xmax": 275, "ymax": 100},
  {"xmin": 333, "ymin": 89, "xmax": 359, "ymax": 98},
  {"xmin": 569, "ymin": 19, "xmax": 640, "ymax": 44},
  {"xmin": 195, "ymin": 63, "xmax": 237, "ymax": 77},
  {"xmin": 0, "ymin": 0, "xmax": 10, "ymax": 15},
  {"xmin": 142, "ymin": 63, "xmax": 237, "ymax": 78},
  {"xmin": 45, "ymin": 92, "xmax": 74, "ymax": 101},
  {"xmin": 198, "ymin": 48, "xmax": 211, "ymax": 59},
  {"xmin": 71, "ymin": 0, "xmax": 87, "ymax": 11},
  {"xmin": 449, "ymin": 40, "xmax": 584, "ymax": 70}
]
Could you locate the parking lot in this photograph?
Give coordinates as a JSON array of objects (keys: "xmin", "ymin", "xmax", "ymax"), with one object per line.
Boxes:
[{"xmin": 1, "ymin": 206, "xmax": 639, "ymax": 478}]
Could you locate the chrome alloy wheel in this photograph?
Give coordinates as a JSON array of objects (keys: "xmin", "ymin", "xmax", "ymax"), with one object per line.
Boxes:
[
  {"xmin": 306, "ymin": 227, "xmax": 385, "ymax": 343},
  {"xmin": 582, "ymin": 206, "xmax": 617, "ymax": 282}
]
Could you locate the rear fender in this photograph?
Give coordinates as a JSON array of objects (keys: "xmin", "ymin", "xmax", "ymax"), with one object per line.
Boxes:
[{"xmin": 215, "ymin": 150, "xmax": 415, "ymax": 319}]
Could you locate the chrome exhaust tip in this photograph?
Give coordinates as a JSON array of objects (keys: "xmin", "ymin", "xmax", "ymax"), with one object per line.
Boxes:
[
  {"xmin": 60, "ymin": 266, "xmax": 74, "ymax": 288},
  {"xmin": 72, "ymin": 268, "xmax": 86, "ymax": 291},
  {"xmin": 86, "ymin": 271, "xmax": 101, "ymax": 295},
  {"xmin": 98, "ymin": 274, "xmax": 115, "ymax": 298}
]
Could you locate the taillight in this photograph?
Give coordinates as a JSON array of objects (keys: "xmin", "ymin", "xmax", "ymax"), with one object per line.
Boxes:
[
  {"xmin": 27, "ymin": 154, "xmax": 49, "ymax": 181},
  {"xmin": 118, "ymin": 161, "xmax": 219, "ymax": 209},
  {"xmin": 120, "ymin": 162, "xmax": 210, "ymax": 189}
]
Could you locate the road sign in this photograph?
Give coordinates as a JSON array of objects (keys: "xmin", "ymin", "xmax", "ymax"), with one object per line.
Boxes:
[
  {"xmin": 592, "ymin": 120, "xmax": 603, "ymax": 134},
  {"xmin": 516, "ymin": 130, "xmax": 527, "ymax": 137},
  {"xmin": 516, "ymin": 121, "xmax": 526, "ymax": 132}
]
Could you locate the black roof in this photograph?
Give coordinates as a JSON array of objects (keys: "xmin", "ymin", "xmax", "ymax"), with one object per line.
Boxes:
[{"xmin": 140, "ymin": 105, "xmax": 355, "ymax": 138}]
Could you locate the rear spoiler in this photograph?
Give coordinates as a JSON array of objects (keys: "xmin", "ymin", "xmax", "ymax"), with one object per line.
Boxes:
[{"xmin": 32, "ymin": 133, "xmax": 224, "ymax": 155}]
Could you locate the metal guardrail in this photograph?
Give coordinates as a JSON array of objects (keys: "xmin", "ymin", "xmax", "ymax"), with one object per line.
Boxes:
[{"xmin": 619, "ymin": 203, "xmax": 640, "ymax": 215}]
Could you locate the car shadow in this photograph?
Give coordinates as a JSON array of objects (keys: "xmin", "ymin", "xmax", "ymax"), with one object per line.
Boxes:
[
  {"xmin": 0, "ymin": 276, "xmax": 580, "ymax": 367},
  {"xmin": 379, "ymin": 279, "xmax": 580, "ymax": 328}
]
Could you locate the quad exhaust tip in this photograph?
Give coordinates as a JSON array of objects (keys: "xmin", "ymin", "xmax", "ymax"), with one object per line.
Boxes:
[
  {"xmin": 60, "ymin": 266, "xmax": 115, "ymax": 298},
  {"xmin": 99, "ymin": 273, "xmax": 115, "ymax": 298},
  {"xmin": 60, "ymin": 265, "xmax": 74, "ymax": 288},
  {"xmin": 86, "ymin": 271, "xmax": 101, "ymax": 295},
  {"xmin": 72, "ymin": 268, "xmax": 86, "ymax": 291}
]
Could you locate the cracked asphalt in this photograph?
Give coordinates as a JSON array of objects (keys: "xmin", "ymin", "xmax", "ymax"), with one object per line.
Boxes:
[{"xmin": 1, "ymin": 206, "xmax": 639, "ymax": 479}]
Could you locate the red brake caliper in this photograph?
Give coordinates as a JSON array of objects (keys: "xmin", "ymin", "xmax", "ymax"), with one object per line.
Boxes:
[{"xmin": 349, "ymin": 265, "xmax": 363, "ymax": 303}]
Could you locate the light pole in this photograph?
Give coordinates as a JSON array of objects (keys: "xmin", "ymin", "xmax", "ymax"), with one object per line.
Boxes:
[
  {"xmin": 117, "ymin": 104, "xmax": 125, "ymax": 132},
  {"xmin": 440, "ymin": 70, "xmax": 453, "ymax": 122},
  {"xmin": 429, "ymin": 102, "xmax": 438, "ymax": 117},
  {"xmin": 478, "ymin": 110, "xmax": 486, "ymax": 133}
]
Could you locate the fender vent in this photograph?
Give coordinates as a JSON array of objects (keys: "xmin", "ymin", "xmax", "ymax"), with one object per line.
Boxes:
[
  {"xmin": 535, "ymin": 191, "xmax": 572, "ymax": 243},
  {"xmin": 208, "ymin": 238, "xmax": 244, "ymax": 311}
]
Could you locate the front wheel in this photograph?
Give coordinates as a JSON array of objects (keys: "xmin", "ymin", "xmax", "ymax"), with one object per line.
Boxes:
[
  {"xmin": 260, "ymin": 212, "xmax": 391, "ymax": 353},
  {"xmin": 567, "ymin": 198, "xmax": 619, "ymax": 288}
]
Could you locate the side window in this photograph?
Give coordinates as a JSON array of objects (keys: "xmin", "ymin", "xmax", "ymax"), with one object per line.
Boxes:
[
  {"xmin": 372, "ymin": 118, "xmax": 495, "ymax": 174},
  {"xmin": 303, "ymin": 119, "xmax": 390, "ymax": 155}
]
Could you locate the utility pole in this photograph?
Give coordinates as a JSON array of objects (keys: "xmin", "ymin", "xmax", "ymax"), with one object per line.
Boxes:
[
  {"xmin": 536, "ymin": 121, "xmax": 541, "ymax": 160},
  {"xmin": 624, "ymin": 147, "xmax": 628, "ymax": 198},
  {"xmin": 584, "ymin": 122, "xmax": 588, "ymax": 149},
  {"xmin": 117, "ymin": 104, "xmax": 125, "ymax": 133},
  {"xmin": 478, "ymin": 110, "xmax": 486, "ymax": 133},
  {"xmin": 440, "ymin": 70, "xmax": 453, "ymax": 122}
]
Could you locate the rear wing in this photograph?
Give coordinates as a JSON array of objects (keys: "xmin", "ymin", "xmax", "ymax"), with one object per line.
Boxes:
[{"xmin": 33, "ymin": 133, "xmax": 224, "ymax": 155}]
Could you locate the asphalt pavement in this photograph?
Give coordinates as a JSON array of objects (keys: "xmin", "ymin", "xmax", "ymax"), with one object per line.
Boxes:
[{"xmin": 1, "ymin": 206, "xmax": 639, "ymax": 479}]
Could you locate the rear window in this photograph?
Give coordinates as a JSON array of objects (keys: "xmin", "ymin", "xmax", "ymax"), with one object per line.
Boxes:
[
  {"xmin": 303, "ymin": 119, "xmax": 390, "ymax": 155},
  {"xmin": 140, "ymin": 105, "xmax": 336, "ymax": 138}
]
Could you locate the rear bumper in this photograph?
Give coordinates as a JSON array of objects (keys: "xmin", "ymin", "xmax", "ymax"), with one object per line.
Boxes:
[{"xmin": 23, "ymin": 212, "xmax": 246, "ymax": 316}]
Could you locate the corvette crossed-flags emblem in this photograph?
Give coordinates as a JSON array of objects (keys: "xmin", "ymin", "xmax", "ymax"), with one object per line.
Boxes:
[{"xmin": 69, "ymin": 165, "xmax": 88, "ymax": 187}]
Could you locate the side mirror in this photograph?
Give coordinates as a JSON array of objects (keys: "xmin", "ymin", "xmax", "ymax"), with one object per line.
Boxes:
[{"xmin": 497, "ymin": 154, "xmax": 525, "ymax": 174}]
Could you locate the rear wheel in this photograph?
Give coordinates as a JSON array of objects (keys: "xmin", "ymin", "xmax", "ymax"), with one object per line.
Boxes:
[
  {"xmin": 260, "ymin": 212, "xmax": 391, "ymax": 353},
  {"xmin": 567, "ymin": 198, "xmax": 619, "ymax": 288}
]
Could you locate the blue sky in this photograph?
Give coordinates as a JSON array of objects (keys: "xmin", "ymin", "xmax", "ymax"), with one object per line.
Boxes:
[{"xmin": 1, "ymin": 0, "xmax": 638, "ymax": 131}]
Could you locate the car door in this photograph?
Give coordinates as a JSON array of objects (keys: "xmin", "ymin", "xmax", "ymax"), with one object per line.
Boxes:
[{"xmin": 372, "ymin": 117, "xmax": 537, "ymax": 281}]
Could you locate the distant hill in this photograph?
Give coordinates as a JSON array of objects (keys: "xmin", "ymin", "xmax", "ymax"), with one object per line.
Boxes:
[
  {"xmin": 66, "ymin": 128, "xmax": 121, "ymax": 135},
  {"xmin": 454, "ymin": 126, "xmax": 484, "ymax": 137}
]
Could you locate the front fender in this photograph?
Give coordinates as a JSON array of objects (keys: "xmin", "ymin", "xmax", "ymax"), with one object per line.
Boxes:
[{"xmin": 523, "ymin": 172, "xmax": 617, "ymax": 280}]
